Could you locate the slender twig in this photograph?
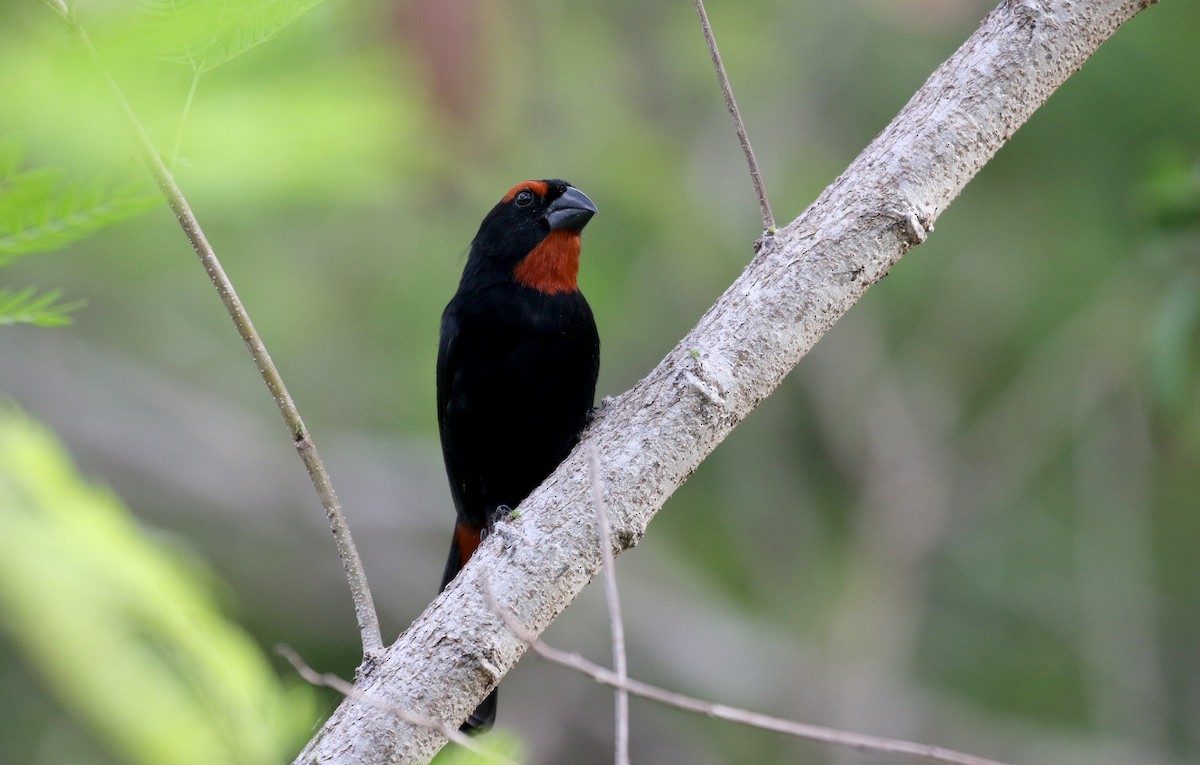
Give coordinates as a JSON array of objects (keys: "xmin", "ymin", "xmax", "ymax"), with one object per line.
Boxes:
[
  {"xmin": 167, "ymin": 0, "xmax": 202, "ymax": 174},
  {"xmin": 43, "ymin": 4, "xmax": 384, "ymax": 658},
  {"xmin": 276, "ymin": 646, "xmax": 521, "ymax": 765},
  {"xmin": 587, "ymin": 446, "xmax": 630, "ymax": 765},
  {"xmin": 691, "ymin": 0, "xmax": 775, "ymax": 233},
  {"xmin": 169, "ymin": 72, "xmax": 202, "ymax": 172},
  {"xmin": 42, "ymin": 0, "xmax": 69, "ymax": 15},
  {"xmin": 485, "ymin": 586, "xmax": 1007, "ymax": 765}
]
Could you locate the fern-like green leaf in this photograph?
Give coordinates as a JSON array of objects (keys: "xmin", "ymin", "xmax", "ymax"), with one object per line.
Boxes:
[
  {"xmin": 139, "ymin": 0, "xmax": 324, "ymax": 73},
  {"xmin": 0, "ymin": 407, "xmax": 319, "ymax": 765},
  {"xmin": 0, "ymin": 135, "xmax": 22, "ymax": 179},
  {"xmin": 0, "ymin": 287, "xmax": 84, "ymax": 327},
  {"xmin": 0, "ymin": 168, "xmax": 159, "ymax": 262}
]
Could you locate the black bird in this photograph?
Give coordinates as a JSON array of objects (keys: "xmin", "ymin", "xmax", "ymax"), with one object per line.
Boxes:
[{"xmin": 437, "ymin": 179, "xmax": 599, "ymax": 732}]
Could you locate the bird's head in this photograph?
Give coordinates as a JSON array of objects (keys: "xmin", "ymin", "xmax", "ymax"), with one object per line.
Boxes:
[{"xmin": 466, "ymin": 179, "xmax": 597, "ymax": 295}]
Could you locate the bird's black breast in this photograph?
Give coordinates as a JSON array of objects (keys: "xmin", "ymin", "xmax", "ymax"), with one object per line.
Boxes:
[{"xmin": 437, "ymin": 283, "xmax": 599, "ymax": 525}]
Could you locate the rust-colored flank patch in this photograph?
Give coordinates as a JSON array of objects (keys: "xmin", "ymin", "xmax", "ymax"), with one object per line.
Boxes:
[
  {"xmin": 514, "ymin": 229, "xmax": 581, "ymax": 295},
  {"xmin": 454, "ymin": 522, "xmax": 484, "ymax": 568},
  {"xmin": 501, "ymin": 180, "xmax": 550, "ymax": 203}
]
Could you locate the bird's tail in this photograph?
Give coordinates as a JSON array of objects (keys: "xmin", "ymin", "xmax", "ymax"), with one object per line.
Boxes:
[
  {"xmin": 462, "ymin": 689, "xmax": 498, "ymax": 734},
  {"xmin": 442, "ymin": 526, "xmax": 499, "ymax": 734}
]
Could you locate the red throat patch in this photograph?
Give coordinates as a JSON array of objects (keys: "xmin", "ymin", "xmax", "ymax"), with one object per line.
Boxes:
[{"xmin": 514, "ymin": 230, "xmax": 581, "ymax": 295}]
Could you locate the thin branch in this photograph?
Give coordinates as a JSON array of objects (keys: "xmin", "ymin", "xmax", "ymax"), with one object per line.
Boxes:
[
  {"xmin": 691, "ymin": 0, "xmax": 775, "ymax": 233},
  {"xmin": 276, "ymin": 646, "xmax": 520, "ymax": 765},
  {"xmin": 169, "ymin": 72, "xmax": 202, "ymax": 172},
  {"xmin": 485, "ymin": 587, "xmax": 1006, "ymax": 765},
  {"xmin": 587, "ymin": 446, "xmax": 630, "ymax": 765},
  {"xmin": 45, "ymin": 5, "xmax": 385, "ymax": 658},
  {"xmin": 40, "ymin": 0, "xmax": 69, "ymax": 17}
]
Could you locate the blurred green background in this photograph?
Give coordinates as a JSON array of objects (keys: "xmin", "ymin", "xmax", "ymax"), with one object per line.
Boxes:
[{"xmin": 2, "ymin": 0, "xmax": 1198, "ymax": 764}]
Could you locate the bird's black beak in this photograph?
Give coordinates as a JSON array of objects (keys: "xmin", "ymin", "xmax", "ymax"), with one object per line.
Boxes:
[{"xmin": 545, "ymin": 187, "xmax": 597, "ymax": 232}]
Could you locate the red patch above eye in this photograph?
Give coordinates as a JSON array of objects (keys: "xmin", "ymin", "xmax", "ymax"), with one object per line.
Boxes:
[{"xmin": 501, "ymin": 180, "xmax": 550, "ymax": 203}]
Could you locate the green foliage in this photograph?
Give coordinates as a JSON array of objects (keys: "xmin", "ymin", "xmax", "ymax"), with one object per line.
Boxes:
[
  {"xmin": 0, "ymin": 406, "xmax": 318, "ymax": 765},
  {"xmin": 0, "ymin": 141, "xmax": 159, "ymax": 261},
  {"xmin": 0, "ymin": 287, "xmax": 83, "ymax": 327},
  {"xmin": 430, "ymin": 732, "xmax": 524, "ymax": 765},
  {"xmin": 1140, "ymin": 148, "xmax": 1200, "ymax": 445},
  {"xmin": 0, "ymin": 136, "xmax": 158, "ymax": 327},
  {"xmin": 139, "ymin": 0, "xmax": 326, "ymax": 73},
  {"xmin": 0, "ymin": 170, "xmax": 157, "ymax": 259},
  {"xmin": 1139, "ymin": 145, "xmax": 1200, "ymax": 230}
]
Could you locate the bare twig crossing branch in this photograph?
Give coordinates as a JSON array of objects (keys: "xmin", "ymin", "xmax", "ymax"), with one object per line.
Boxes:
[
  {"xmin": 588, "ymin": 447, "xmax": 630, "ymax": 765},
  {"xmin": 277, "ymin": 646, "xmax": 519, "ymax": 765},
  {"xmin": 691, "ymin": 0, "xmax": 775, "ymax": 232},
  {"xmin": 488, "ymin": 601, "xmax": 1009, "ymax": 765}
]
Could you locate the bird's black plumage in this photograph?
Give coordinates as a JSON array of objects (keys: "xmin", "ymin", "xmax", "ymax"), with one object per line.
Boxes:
[{"xmin": 436, "ymin": 179, "xmax": 599, "ymax": 733}]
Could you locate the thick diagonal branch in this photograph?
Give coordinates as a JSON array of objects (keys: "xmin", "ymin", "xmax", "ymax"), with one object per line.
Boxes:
[{"xmin": 295, "ymin": 1, "xmax": 1159, "ymax": 762}]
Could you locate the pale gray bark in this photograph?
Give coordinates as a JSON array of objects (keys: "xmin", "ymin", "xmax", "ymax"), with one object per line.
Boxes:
[{"xmin": 295, "ymin": 1, "xmax": 1159, "ymax": 762}]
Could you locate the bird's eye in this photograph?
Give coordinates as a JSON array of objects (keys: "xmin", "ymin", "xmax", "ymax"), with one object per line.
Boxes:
[{"xmin": 515, "ymin": 190, "xmax": 534, "ymax": 207}]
